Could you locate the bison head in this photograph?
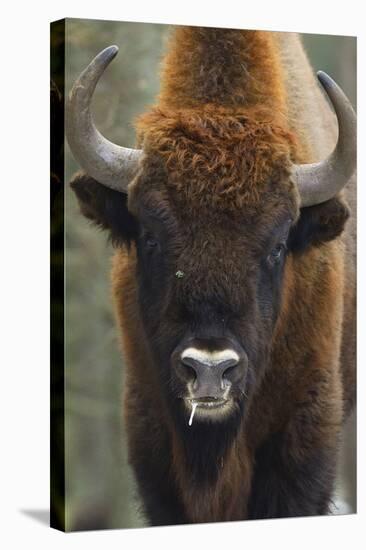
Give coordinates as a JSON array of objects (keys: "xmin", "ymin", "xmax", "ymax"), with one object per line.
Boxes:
[{"xmin": 66, "ymin": 46, "xmax": 355, "ymax": 429}]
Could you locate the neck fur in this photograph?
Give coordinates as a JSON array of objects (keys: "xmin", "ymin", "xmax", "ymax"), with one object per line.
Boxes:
[{"xmin": 159, "ymin": 27, "xmax": 288, "ymax": 120}]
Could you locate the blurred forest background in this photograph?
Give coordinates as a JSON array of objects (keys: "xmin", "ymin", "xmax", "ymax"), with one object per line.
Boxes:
[{"xmin": 63, "ymin": 19, "xmax": 356, "ymax": 531}]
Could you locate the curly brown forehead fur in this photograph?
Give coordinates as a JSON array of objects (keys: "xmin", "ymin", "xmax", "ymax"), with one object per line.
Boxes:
[{"xmin": 135, "ymin": 106, "xmax": 299, "ymax": 216}]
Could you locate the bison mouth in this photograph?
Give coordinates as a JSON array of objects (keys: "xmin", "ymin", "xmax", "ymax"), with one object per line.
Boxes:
[
  {"xmin": 183, "ymin": 396, "xmax": 235, "ymax": 425},
  {"xmin": 187, "ymin": 397, "xmax": 229, "ymax": 408}
]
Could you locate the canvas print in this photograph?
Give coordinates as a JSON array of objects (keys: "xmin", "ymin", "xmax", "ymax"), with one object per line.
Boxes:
[{"xmin": 50, "ymin": 18, "xmax": 356, "ymax": 531}]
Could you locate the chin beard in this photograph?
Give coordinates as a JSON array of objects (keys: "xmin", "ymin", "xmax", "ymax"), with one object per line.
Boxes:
[{"xmin": 168, "ymin": 395, "xmax": 246, "ymax": 486}]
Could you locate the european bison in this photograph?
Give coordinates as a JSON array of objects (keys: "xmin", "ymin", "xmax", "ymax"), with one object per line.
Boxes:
[{"xmin": 66, "ymin": 27, "xmax": 356, "ymax": 525}]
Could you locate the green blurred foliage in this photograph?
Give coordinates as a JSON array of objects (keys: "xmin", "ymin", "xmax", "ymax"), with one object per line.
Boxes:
[{"xmin": 63, "ymin": 19, "xmax": 356, "ymax": 531}]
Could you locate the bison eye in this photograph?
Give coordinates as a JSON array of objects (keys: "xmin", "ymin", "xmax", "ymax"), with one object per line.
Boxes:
[
  {"xmin": 144, "ymin": 234, "xmax": 159, "ymax": 249},
  {"xmin": 268, "ymin": 243, "xmax": 286, "ymax": 266}
]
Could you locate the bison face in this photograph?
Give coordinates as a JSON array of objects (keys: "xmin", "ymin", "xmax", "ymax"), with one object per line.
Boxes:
[
  {"xmin": 124, "ymin": 153, "xmax": 298, "ymax": 427},
  {"xmin": 71, "ymin": 131, "xmax": 349, "ymax": 430}
]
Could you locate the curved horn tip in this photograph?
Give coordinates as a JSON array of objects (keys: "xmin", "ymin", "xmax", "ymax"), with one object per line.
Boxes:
[
  {"xmin": 98, "ymin": 44, "xmax": 119, "ymax": 63},
  {"xmin": 317, "ymin": 70, "xmax": 336, "ymax": 89}
]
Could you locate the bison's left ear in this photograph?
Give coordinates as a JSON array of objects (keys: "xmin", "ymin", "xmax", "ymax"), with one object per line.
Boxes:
[
  {"xmin": 70, "ymin": 172, "xmax": 139, "ymax": 246},
  {"xmin": 288, "ymin": 196, "xmax": 350, "ymax": 253}
]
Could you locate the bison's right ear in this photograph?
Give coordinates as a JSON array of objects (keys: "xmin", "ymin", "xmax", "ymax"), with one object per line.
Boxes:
[
  {"xmin": 287, "ymin": 196, "xmax": 350, "ymax": 253},
  {"xmin": 70, "ymin": 172, "xmax": 139, "ymax": 246}
]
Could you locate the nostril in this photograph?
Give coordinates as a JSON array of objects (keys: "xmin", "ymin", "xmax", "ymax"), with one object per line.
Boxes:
[
  {"xmin": 184, "ymin": 363, "xmax": 197, "ymax": 382},
  {"xmin": 222, "ymin": 364, "xmax": 238, "ymax": 380},
  {"xmin": 219, "ymin": 358, "xmax": 239, "ymax": 375},
  {"xmin": 181, "ymin": 356, "xmax": 199, "ymax": 371},
  {"xmin": 222, "ymin": 357, "xmax": 247, "ymax": 384},
  {"xmin": 177, "ymin": 359, "xmax": 197, "ymax": 384}
]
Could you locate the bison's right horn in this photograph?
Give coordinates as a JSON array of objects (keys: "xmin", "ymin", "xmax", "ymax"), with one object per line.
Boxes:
[
  {"xmin": 293, "ymin": 71, "xmax": 356, "ymax": 207},
  {"xmin": 66, "ymin": 45, "xmax": 142, "ymax": 193}
]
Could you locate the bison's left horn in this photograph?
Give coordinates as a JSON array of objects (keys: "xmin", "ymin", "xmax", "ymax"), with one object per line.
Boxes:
[
  {"xmin": 293, "ymin": 71, "xmax": 356, "ymax": 207},
  {"xmin": 66, "ymin": 45, "xmax": 142, "ymax": 193}
]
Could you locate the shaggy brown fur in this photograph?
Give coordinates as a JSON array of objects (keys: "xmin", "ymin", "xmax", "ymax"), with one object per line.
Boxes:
[
  {"xmin": 158, "ymin": 28, "xmax": 287, "ymax": 115},
  {"xmin": 71, "ymin": 27, "xmax": 356, "ymax": 524}
]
